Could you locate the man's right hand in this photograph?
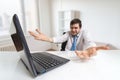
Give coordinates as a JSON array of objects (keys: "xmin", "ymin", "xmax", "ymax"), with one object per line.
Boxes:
[{"xmin": 29, "ymin": 29, "xmax": 53, "ymax": 42}]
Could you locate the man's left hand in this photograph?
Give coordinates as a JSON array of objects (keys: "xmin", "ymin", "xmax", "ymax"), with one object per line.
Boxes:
[{"xmin": 75, "ymin": 45, "xmax": 110, "ymax": 60}]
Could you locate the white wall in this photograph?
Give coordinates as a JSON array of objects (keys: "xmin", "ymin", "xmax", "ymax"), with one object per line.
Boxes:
[
  {"xmin": 38, "ymin": 0, "xmax": 52, "ymax": 37},
  {"xmin": 27, "ymin": 0, "xmax": 52, "ymax": 51},
  {"xmin": 51, "ymin": 0, "xmax": 120, "ymax": 48}
]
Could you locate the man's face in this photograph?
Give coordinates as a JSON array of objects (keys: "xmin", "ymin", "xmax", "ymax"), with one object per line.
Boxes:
[{"xmin": 70, "ymin": 23, "xmax": 81, "ymax": 36}]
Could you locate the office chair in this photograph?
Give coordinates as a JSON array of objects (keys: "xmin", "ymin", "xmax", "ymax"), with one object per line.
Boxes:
[{"xmin": 61, "ymin": 32, "xmax": 67, "ymax": 51}]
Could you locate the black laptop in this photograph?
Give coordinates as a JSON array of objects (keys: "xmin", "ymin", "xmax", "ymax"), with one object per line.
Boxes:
[{"xmin": 10, "ymin": 14, "xmax": 70, "ymax": 77}]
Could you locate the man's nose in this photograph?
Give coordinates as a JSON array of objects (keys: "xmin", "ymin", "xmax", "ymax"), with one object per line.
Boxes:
[{"xmin": 72, "ymin": 28, "xmax": 76, "ymax": 31}]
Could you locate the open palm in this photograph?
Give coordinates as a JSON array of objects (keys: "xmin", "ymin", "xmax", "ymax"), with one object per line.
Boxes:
[{"xmin": 29, "ymin": 29, "xmax": 47, "ymax": 41}]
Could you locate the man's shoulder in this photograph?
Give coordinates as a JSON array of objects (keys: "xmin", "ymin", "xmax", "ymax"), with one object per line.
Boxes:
[
  {"xmin": 81, "ymin": 29, "xmax": 88, "ymax": 33},
  {"xmin": 77, "ymin": 29, "xmax": 89, "ymax": 37},
  {"xmin": 65, "ymin": 31, "xmax": 71, "ymax": 34}
]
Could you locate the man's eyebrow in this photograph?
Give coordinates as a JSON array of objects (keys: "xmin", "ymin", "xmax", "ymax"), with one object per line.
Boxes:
[{"xmin": 71, "ymin": 27, "xmax": 78, "ymax": 28}]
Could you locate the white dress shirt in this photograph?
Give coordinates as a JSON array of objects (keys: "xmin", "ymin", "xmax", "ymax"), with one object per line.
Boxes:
[{"xmin": 53, "ymin": 29, "xmax": 96, "ymax": 51}]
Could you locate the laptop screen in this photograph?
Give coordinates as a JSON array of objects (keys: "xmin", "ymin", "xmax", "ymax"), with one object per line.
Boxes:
[{"xmin": 10, "ymin": 14, "xmax": 37, "ymax": 77}]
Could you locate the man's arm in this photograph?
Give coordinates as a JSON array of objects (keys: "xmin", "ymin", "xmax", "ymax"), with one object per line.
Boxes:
[
  {"xmin": 75, "ymin": 45, "xmax": 110, "ymax": 60},
  {"xmin": 29, "ymin": 29, "xmax": 53, "ymax": 42}
]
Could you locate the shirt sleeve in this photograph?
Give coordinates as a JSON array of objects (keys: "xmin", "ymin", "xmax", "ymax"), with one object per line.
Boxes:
[
  {"xmin": 52, "ymin": 32, "xmax": 69, "ymax": 44},
  {"xmin": 83, "ymin": 30, "xmax": 96, "ymax": 50}
]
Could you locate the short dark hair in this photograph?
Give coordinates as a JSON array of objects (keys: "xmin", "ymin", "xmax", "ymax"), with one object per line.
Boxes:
[{"xmin": 70, "ymin": 18, "xmax": 82, "ymax": 28}]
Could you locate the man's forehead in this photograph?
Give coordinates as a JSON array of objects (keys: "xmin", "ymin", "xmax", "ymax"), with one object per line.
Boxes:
[{"xmin": 71, "ymin": 23, "xmax": 79, "ymax": 27}]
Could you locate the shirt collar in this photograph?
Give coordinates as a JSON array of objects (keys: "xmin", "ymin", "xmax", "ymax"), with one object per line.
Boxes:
[
  {"xmin": 76, "ymin": 28, "xmax": 84, "ymax": 37},
  {"xmin": 71, "ymin": 30, "xmax": 82, "ymax": 37}
]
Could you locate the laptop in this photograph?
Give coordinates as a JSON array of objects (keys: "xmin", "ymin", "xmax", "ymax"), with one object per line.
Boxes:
[{"xmin": 10, "ymin": 14, "xmax": 70, "ymax": 77}]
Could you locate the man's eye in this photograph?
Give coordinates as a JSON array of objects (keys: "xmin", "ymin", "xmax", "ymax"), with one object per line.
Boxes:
[
  {"xmin": 75, "ymin": 27, "xmax": 78, "ymax": 29},
  {"xmin": 71, "ymin": 27, "xmax": 78, "ymax": 29}
]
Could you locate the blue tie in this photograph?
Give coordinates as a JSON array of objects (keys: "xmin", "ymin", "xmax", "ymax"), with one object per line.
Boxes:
[{"xmin": 70, "ymin": 36, "xmax": 77, "ymax": 51}]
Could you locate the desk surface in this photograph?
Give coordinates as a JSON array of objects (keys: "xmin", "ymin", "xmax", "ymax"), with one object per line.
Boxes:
[{"xmin": 0, "ymin": 50, "xmax": 120, "ymax": 80}]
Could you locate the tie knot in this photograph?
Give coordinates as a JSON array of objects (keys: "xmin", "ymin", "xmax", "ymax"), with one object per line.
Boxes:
[{"xmin": 73, "ymin": 36, "xmax": 77, "ymax": 40}]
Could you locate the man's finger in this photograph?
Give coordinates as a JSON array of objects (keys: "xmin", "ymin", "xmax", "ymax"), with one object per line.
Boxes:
[
  {"xmin": 75, "ymin": 51, "xmax": 90, "ymax": 60},
  {"xmin": 96, "ymin": 46, "xmax": 110, "ymax": 50},
  {"xmin": 29, "ymin": 31, "xmax": 35, "ymax": 36},
  {"xmin": 82, "ymin": 51, "xmax": 90, "ymax": 59},
  {"xmin": 87, "ymin": 47, "xmax": 97, "ymax": 57},
  {"xmin": 29, "ymin": 31, "xmax": 38, "ymax": 38},
  {"xmin": 75, "ymin": 51, "xmax": 82, "ymax": 56},
  {"xmin": 36, "ymin": 29, "xmax": 41, "ymax": 34},
  {"xmin": 29, "ymin": 31, "xmax": 34, "ymax": 36},
  {"xmin": 75, "ymin": 51, "xmax": 83, "ymax": 58}
]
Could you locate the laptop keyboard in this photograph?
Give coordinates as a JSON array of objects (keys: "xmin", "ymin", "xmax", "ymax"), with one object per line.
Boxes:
[{"xmin": 32, "ymin": 53, "xmax": 65, "ymax": 70}]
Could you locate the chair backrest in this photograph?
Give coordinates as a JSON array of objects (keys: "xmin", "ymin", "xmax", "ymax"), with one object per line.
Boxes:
[{"xmin": 61, "ymin": 32, "xmax": 67, "ymax": 51}]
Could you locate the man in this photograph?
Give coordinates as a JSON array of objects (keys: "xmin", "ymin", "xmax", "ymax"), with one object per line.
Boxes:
[{"xmin": 29, "ymin": 18, "xmax": 109, "ymax": 60}]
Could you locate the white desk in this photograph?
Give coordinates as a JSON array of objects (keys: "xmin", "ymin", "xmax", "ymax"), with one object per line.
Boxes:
[{"xmin": 0, "ymin": 50, "xmax": 120, "ymax": 80}]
